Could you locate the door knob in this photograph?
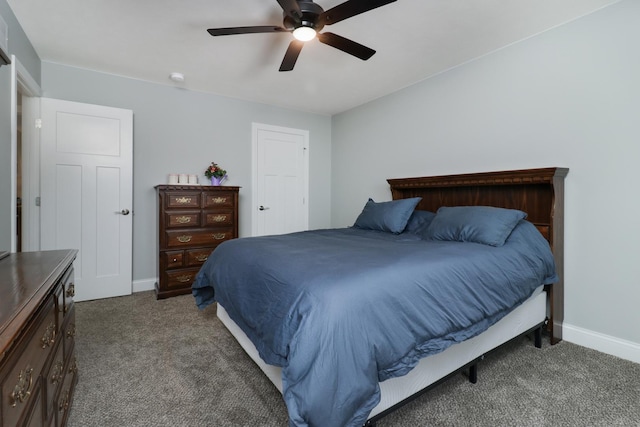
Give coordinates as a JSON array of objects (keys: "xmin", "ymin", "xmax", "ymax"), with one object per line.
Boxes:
[
  {"xmin": 119, "ymin": 209, "xmax": 130, "ymax": 215},
  {"xmin": 258, "ymin": 206, "xmax": 270, "ymax": 211}
]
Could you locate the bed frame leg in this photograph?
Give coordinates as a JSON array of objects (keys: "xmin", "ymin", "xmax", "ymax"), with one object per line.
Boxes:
[
  {"xmin": 468, "ymin": 363, "xmax": 478, "ymax": 384},
  {"xmin": 534, "ymin": 325, "xmax": 542, "ymax": 348}
]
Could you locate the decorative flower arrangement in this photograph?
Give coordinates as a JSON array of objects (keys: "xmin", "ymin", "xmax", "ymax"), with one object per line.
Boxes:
[{"xmin": 204, "ymin": 162, "xmax": 227, "ymax": 179}]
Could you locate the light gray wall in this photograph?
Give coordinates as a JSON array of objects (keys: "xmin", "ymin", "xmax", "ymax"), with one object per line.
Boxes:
[
  {"xmin": 331, "ymin": 0, "xmax": 640, "ymax": 349},
  {"xmin": 41, "ymin": 62, "xmax": 332, "ymax": 284},
  {"xmin": 0, "ymin": 1, "xmax": 40, "ymax": 80},
  {"xmin": 0, "ymin": 1, "xmax": 41, "ymax": 252}
]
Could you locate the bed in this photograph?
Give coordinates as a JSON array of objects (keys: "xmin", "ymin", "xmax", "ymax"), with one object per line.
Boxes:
[{"xmin": 193, "ymin": 167, "xmax": 568, "ymax": 427}]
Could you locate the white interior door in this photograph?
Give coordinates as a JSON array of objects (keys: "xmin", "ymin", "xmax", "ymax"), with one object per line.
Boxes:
[
  {"xmin": 252, "ymin": 123, "xmax": 309, "ymax": 237},
  {"xmin": 40, "ymin": 98, "xmax": 133, "ymax": 301}
]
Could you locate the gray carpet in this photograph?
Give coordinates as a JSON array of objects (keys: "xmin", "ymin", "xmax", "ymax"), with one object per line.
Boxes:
[{"xmin": 68, "ymin": 291, "xmax": 640, "ymax": 427}]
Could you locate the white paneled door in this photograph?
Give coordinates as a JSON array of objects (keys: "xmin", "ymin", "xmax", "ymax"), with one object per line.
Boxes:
[
  {"xmin": 252, "ymin": 123, "xmax": 309, "ymax": 237},
  {"xmin": 40, "ymin": 98, "xmax": 133, "ymax": 301}
]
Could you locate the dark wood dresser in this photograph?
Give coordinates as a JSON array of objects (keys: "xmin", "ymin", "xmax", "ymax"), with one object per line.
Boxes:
[
  {"xmin": 155, "ymin": 185, "xmax": 240, "ymax": 299},
  {"xmin": 0, "ymin": 250, "xmax": 78, "ymax": 427}
]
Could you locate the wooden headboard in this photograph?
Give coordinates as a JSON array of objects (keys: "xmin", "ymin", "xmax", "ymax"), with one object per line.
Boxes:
[{"xmin": 388, "ymin": 167, "xmax": 568, "ymax": 344}]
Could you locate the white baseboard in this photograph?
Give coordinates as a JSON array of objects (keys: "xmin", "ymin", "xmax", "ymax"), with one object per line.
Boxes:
[
  {"xmin": 563, "ymin": 323, "xmax": 640, "ymax": 364},
  {"xmin": 132, "ymin": 277, "xmax": 157, "ymax": 293}
]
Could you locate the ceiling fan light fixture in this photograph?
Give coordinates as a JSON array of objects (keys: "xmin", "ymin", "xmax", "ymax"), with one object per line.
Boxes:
[{"xmin": 292, "ymin": 26, "xmax": 317, "ymax": 42}]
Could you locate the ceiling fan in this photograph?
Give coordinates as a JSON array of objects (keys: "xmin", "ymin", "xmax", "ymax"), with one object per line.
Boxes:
[{"xmin": 207, "ymin": 0, "xmax": 397, "ymax": 71}]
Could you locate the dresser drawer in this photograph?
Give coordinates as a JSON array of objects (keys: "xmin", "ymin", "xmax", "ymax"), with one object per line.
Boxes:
[
  {"xmin": 203, "ymin": 192, "xmax": 235, "ymax": 208},
  {"xmin": 1, "ymin": 297, "xmax": 56, "ymax": 427},
  {"xmin": 56, "ymin": 355, "xmax": 77, "ymax": 427},
  {"xmin": 165, "ymin": 212, "xmax": 200, "ymax": 228},
  {"xmin": 55, "ymin": 284, "xmax": 64, "ymax": 329},
  {"xmin": 165, "ymin": 228, "xmax": 234, "ymax": 248},
  {"xmin": 55, "ymin": 267, "xmax": 74, "ymax": 327},
  {"xmin": 62, "ymin": 267, "xmax": 75, "ymax": 318},
  {"xmin": 1, "ymin": 372, "xmax": 43, "ymax": 427},
  {"xmin": 164, "ymin": 250, "xmax": 184, "ymax": 269},
  {"xmin": 203, "ymin": 211, "xmax": 234, "ymax": 227},
  {"xmin": 44, "ymin": 339, "xmax": 65, "ymax": 421},
  {"xmin": 21, "ymin": 377, "xmax": 44, "ymax": 427},
  {"xmin": 166, "ymin": 192, "xmax": 201, "ymax": 209},
  {"xmin": 186, "ymin": 248, "xmax": 214, "ymax": 267},
  {"xmin": 62, "ymin": 307, "xmax": 76, "ymax": 362},
  {"xmin": 164, "ymin": 268, "xmax": 200, "ymax": 289}
]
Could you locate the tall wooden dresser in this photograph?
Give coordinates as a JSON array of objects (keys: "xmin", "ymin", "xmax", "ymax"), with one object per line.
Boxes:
[
  {"xmin": 155, "ymin": 185, "xmax": 240, "ymax": 299},
  {"xmin": 0, "ymin": 250, "xmax": 78, "ymax": 427}
]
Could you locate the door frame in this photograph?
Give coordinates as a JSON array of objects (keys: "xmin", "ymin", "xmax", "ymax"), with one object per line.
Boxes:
[
  {"xmin": 251, "ymin": 123, "xmax": 309, "ymax": 237},
  {"xmin": 10, "ymin": 55, "xmax": 41, "ymax": 252}
]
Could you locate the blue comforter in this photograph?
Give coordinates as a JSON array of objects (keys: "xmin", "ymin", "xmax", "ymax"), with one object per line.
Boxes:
[{"xmin": 193, "ymin": 220, "xmax": 557, "ymax": 427}]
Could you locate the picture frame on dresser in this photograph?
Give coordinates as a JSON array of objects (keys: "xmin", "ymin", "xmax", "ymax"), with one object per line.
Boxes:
[{"xmin": 155, "ymin": 184, "xmax": 240, "ymax": 299}]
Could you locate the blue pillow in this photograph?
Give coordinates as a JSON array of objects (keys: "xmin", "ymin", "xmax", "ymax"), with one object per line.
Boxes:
[
  {"xmin": 404, "ymin": 210, "xmax": 436, "ymax": 235},
  {"xmin": 353, "ymin": 197, "xmax": 422, "ymax": 234},
  {"xmin": 424, "ymin": 206, "xmax": 527, "ymax": 246}
]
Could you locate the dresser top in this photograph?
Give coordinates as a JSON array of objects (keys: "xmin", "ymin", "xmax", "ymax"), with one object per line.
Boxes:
[
  {"xmin": 0, "ymin": 250, "xmax": 77, "ymax": 355},
  {"xmin": 155, "ymin": 184, "xmax": 240, "ymax": 191}
]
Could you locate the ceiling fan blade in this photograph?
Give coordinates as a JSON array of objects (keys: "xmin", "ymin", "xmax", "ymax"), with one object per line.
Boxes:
[
  {"xmin": 207, "ymin": 26, "xmax": 289, "ymax": 36},
  {"xmin": 279, "ymin": 40, "xmax": 304, "ymax": 72},
  {"xmin": 320, "ymin": 0, "xmax": 397, "ymax": 25},
  {"xmin": 317, "ymin": 32, "xmax": 375, "ymax": 61},
  {"xmin": 277, "ymin": 0, "xmax": 302, "ymax": 19}
]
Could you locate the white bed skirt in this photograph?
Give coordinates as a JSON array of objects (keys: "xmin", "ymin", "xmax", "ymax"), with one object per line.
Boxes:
[{"xmin": 216, "ymin": 287, "xmax": 547, "ymax": 420}]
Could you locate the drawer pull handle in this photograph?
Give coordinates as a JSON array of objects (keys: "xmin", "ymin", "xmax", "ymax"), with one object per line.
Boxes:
[
  {"xmin": 69, "ymin": 357, "xmax": 78, "ymax": 374},
  {"xmin": 177, "ymin": 235, "xmax": 192, "ymax": 243},
  {"xmin": 59, "ymin": 389, "xmax": 70, "ymax": 412},
  {"xmin": 51, "ymin": 360, "xmax": 64, "ymax": 385},
  {"xmin": 67, "ymin": 323, "xmax": 76, "ymax": 339},
  {"xmin": 195, "ymin": 254, "xmax": 208, "ymax": 262},
  {"xmin": 176, "ymin": 275, "xmax": 192, "ymax": 283},
  {"xmin": 66, "ymin": 283, "xmax": 75, "ymax": 298},
  {"xmin": 41, "ymin": 322, "xmax": 56, "ymax": 348},
  {"xmin": 212, "ymin": 233, "xmax": 226, "ymax": 240},
  {"xmin": 211, "ymin": 197, "xmax": 227, "ymax": 204},
  {"xmin": 175, "ymin": 197, "xmax": 192, "ymax": 204},
  {"xmin": 10, "ymin": 368, "xmax": 34, "ymax": 407},
  {"xmin": 211, "ymin": 215, "xmax": 227, "ymax": 222},
  {"xmin": 176, "ymin": 216, "xmax": 191, "ymax": 224}
]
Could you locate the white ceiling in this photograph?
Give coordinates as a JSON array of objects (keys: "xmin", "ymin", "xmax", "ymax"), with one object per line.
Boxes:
[{"xmin": 7, "ymin": 0, "xmax": 618, "ymax": 115}]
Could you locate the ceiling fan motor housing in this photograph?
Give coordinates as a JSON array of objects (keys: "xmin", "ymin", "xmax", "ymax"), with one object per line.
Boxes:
[{"xmin": 283, "ymin": 1, "xmax": 325, "ymax": 32}]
